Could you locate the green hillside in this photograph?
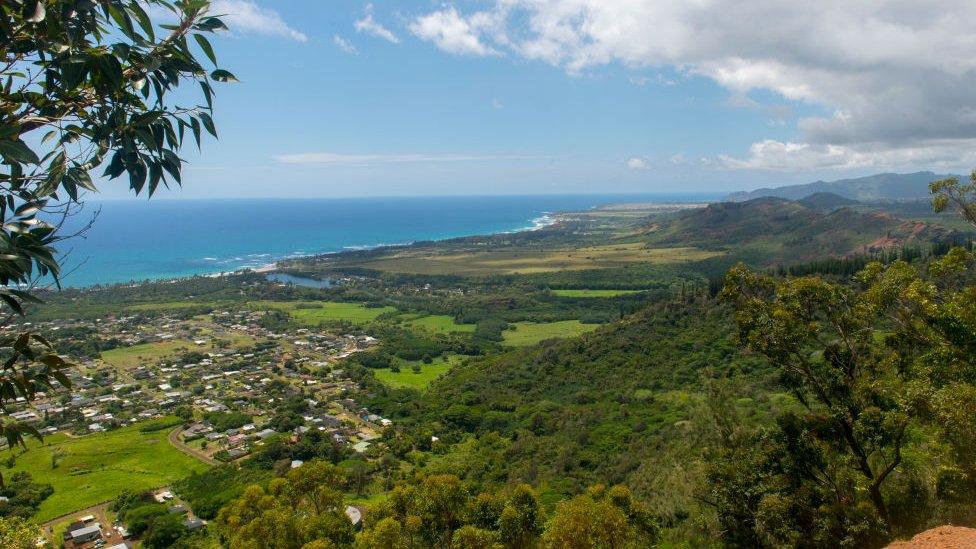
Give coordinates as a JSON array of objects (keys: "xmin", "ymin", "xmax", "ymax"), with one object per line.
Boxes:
[
  {"xmin": 640, "ymin": 197, "xmax": 952, "ymax": 265},
  {"xmin": 724, "ymin": 171, "xmax": 956, "ymax": 201}
]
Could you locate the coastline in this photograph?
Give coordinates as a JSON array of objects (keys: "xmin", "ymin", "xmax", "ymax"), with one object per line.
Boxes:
[
  {"xmin": 89, "ymin": 211, "xmax": 568, "ymax": 289},
  {"xmin": 241, "ymin": 212, "xmax": 561, "ymax": 278}
]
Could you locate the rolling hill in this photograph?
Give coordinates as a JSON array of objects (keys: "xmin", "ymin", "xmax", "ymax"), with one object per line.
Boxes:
[
  {"xmin": 725, "ymin": 171, "xmax": 954, "ymax": 202},
  {"xmin": 640, "ymin": 197, "xmax": 953, "ymax": 265}
]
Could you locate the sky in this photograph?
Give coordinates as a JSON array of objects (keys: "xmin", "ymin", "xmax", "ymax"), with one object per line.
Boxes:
[{"xmin": 103, "ymin": 0, "xmax": 976, "ymax": 199}]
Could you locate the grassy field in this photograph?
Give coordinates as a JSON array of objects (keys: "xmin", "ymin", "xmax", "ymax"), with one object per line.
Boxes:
[
  {"xmin": 502, "ymin": 320, "xmax": 600, "ymax": 347},
  {"xmin": 373, "ymin": 355, "xmax": 463, "ymax": 390},
  {"xmin": 334, "ymin": 243, "xmax": 723, "ymax": 276},
  {"xmin": 100, "ymin": 334, "xmax": 256, "ymax": 368},
  {"xmin": 3, "ymin": 419, "xmax": 209, "ymax": 522},
  {"xmin": 252, "ymin": 301, "xmax": 395, "ymax": 325},
  {"xmin": 403, "ymin": 315, "xmax": 476, "ymax": 334},
  {"xmin": 551, "ymin": 289, "xmax": 644, "ymax": 297},
  {"xmin": 100, "ymin": 339, "xmax": 198, "ymax": 368}
]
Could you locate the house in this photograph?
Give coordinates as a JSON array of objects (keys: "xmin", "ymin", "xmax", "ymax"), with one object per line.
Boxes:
[
  {"xmin": 68, "ymin": 523, "xmax": 102, "ymax": 544},
  {"xmin": 168, "ymin": 504, "xmax": 188, "ymax": 514},
  {"xmin": 291, "ymin": 460, "xmax": 303, "ymax": 469},
  {"xmin": 254, "ymin": 428, "xmax": 276, "ymax": 440},
  {"xmin": 184, "ymin": 518, "xmax": 205, "ymax": 531}
]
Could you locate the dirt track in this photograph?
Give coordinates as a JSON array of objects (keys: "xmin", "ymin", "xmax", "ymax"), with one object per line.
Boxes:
[
  {"xmin": 168, "ymin": 427, "xmax": 216, "ymax": 466},
  {"xmin": 887, "ymin": 526, "xmax": 976, "ymax": 548}
]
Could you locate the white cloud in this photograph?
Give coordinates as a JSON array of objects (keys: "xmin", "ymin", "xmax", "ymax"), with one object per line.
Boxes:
[
  {"xmin": 355, "ymin": 4, "xmax": 400, "ymax": 44},
  {"xmin": 274, "ymin": 152, "xmax": 543, "ymax": 165},
  {"xmin": 627, "ymin": 157, "xmax": 648, "ymax": 170},
  {"xmin": 719, "ymin": 139, "xmax": 976, "ymax": 171},
  {"xmin": 409, "ymin": 6, "xmax": 501, "ymax": 56},
  {"xmin": 211, "ymin": 0, "xmax": 307, "ymax": 42},
  {"xmin": 491, "ymin": 98, "xmax": 504, "ymax": 109},
  {"xmin": 333, "ymin": 35, "xmax": 358, "ymax": 54},
  {"xmin": 409, "ymin": 1, "xmax": 976, "ymax": 171}
]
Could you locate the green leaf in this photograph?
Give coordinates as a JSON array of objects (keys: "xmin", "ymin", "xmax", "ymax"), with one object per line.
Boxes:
[
  {"xmin": 210, "ymin": 69, "xmax": 238, "ymax": 83},
  {"xmin": 0, "ymin": 140, "xmax": 39, "ymax": 165},
  {"xmin": 199, "ymin": 112, "xmax": 217, "ymax": 138},
  {"xmin": 194, "ymin": 34, "xmax": 217, "ymax": 66}
]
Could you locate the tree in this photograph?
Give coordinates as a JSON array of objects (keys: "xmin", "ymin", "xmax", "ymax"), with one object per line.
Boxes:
[
  {"xmin": 497, "ymin": 484, "xmax": 543, "ymax": 548},
  {"xmin": 541, "ymin": 484, "xmax": 657, "ymax": 549},
  {"xmin": 217, "ymin": 460, "xmax": 355, "ymax": 548},
  {"xmin": 355, "ymin": 517, "xmax": 409, "ymax": 549},
  {"xmin": 144, "ymin": 512, "xmax": 186, "ymax": 548},
  {"xmin": 930, "ymin": 171, "xmax": 976, "ymax": 227},
  {"xmin": 0, "ymin": 0, "xmax": 232, "ymax": 450},
  {"xmin": 0, "ymin": 516, "xmax": 38, "ymax": 549},
  {"xmin": 542, "ymin": 491, "xmax": 629, "ymax": 549},
  {"xmin": 718, "ymin": 229, "xmax": 976, "ymax": 543}
]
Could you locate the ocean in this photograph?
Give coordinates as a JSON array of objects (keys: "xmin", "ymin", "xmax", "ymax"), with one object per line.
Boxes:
[{"xmin": 54, "ymin": 193, "xmax": 717, "ymax": 287}]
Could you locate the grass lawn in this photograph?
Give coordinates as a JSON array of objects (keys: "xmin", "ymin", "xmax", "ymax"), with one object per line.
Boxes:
[
  {"xmin": 551, "ymin": 289, "xmax": 644, "ymax": 297},
  {"xmin": 502, "ymin": 320, "xmax": 600, "ymax": 347},
  {"xmin": 373, "ymin": 355, "xmax": 462, "ymax": 390},
  {"xmin": 3, "ymin": 418, "xmax": 209, "ymax": 522},
  {"xmin": 100, "ymin": 334, "xmax": 256, "ymax": 369},
  {"xmin": 252, "ymin": 301, "xmax": 395, "ymax": 325},
  {"xmin": 403, "ymin": 315, "xmax": 476, "ymax": 334},
  {"xmin": 100, "ymin": 339, "xmax": 197, "ymax": 368}
]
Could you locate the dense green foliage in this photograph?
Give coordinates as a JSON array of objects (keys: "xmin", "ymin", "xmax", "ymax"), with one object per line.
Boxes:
[{"xmin": 0, "ymin": 0, "xmax": 230, "ymax": 452}]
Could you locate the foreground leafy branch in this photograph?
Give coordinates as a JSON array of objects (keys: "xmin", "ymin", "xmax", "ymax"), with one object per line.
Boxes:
[{"xmin": 0, "ymin": 0, "xmax": 231, "ymax": 450}]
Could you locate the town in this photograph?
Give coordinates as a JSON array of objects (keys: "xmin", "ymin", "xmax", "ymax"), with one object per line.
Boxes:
[{"xmin": 0, "ymin": 297, "xmax": 394, "ymax": 547}]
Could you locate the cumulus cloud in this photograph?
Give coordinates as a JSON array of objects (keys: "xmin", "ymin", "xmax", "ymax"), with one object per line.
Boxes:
[
  {"xmin": 409, "ymin": 1, "xmax": 976, "ymax": 171},
  {"xmin": 333, "ymin": 35, "xmax": 358, "ymax": 54},
  {"xmin": 627, "ymin": 157, "xmax": 649, "ymax": 170},
  {"xmin": 409, "ymin": 6, "xmax": 502, "ymax": 56},
  {"xmin": 719, "ymin": 139, "xmax": 976, "ymax": 171},
  {"xmin": 355, "ymin": 4, "xmax": 400, "ymax": 44},
  {"xmin": 211, "ymin": 0, "xmax": 307, "ymax": 42}
]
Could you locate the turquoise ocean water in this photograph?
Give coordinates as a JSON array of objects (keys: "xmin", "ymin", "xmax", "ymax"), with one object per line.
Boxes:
[{"xmin": 56, "ymin": 194, "xmax": 717, "ymax": 287}]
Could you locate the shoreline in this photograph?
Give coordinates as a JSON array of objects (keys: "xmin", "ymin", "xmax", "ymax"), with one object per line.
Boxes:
[
  {"xmin": 76, "ymin": 212, "xmax": 567, "ymax": 290},
  {"xmin": 242, "ymin": 213, "xmax": 561, "ymax": 278}
]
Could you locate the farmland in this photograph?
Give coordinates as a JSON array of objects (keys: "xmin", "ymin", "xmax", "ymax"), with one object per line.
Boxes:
[
  {"xmin": 100, "ymin": 333, "xmax": 257, "ymax": 369},
  {"xmin": 501, "ymin": 320, "xmax": 600, "ymax": 347},
  {"xmin": 2, "ymin": 419, "xmax": 209, "ymax": 522},
  {"xmin": 372, "ymin": 355, "xmax": 464, "ymax": 390},
  {"xmin": 324, "ymin": 243, "xmax": 722, "ymax": 276},
  {"xmin": 551, "ymin": 289, "xmax": 645, "ymax": 297},
  {"xmin": 252, "ymin": 301, "xmax": 396, "ymax": 325},
  {"xmin": 402, "ymin": 315, "xmax": 476, "ymax": 334}
]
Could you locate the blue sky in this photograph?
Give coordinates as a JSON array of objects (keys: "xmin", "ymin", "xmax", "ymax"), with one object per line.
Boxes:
[{"xmin": 105, "ymin": 0, "xmax": 976, "ymax": 199}]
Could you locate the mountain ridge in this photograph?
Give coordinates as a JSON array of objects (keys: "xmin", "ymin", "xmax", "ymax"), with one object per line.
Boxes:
[{"xmin": 725, "ymin": 171, "xmax": 956, "ymax": 202}]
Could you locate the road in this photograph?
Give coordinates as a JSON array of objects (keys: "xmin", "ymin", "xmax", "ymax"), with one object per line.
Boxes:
[{"xmin": 168, "ymin": 427, "xmax": 217, "ymax": 466}]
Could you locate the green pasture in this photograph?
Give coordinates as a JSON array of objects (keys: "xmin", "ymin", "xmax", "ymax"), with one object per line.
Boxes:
[
  {"xmin": 501, "ymin": 320, "xmax": 600, "ymax": 347},
  {"xmin": 550, "ymin": 289, "xmax": 644, "ymax": 297},
  {"xmin": 3, "ymin": 418, "xmax": 209, "ymax": 522},
  {"xmin": 402, "ymin": 315, "xmax": 476, "ymax": 334},
  {"xmin": 373, "ymin": 355, "xmax": 463, "ymax": 390}
]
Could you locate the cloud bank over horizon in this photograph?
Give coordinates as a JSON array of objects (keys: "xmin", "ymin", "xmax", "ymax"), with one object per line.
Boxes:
[{"xmin": 407, "ymin": 0, "xmax": 976, "ymax": 172}]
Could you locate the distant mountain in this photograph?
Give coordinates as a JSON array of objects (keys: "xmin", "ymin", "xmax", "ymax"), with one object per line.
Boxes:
[
  {"xmin": 798, "ymin": 192, "xmax": 859, "ymax": 212},
  {"xmin": 641, "ymin": 196, "xmax": 951, "ymax": 265},
  {"xmin": 725, "ymin": 172, "xmax": 955, "ymax": 202}
]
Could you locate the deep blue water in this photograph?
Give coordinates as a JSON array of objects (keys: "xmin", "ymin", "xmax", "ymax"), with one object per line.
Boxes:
[{"xmin": 54, "ymin": 194, "xmax": 717, "ymax": 287}]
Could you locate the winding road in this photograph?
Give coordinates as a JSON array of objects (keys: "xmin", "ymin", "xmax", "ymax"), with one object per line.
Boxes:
[{"xmin": 167, "ymin": 427, "xmax": 217, "ymax": 466}]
